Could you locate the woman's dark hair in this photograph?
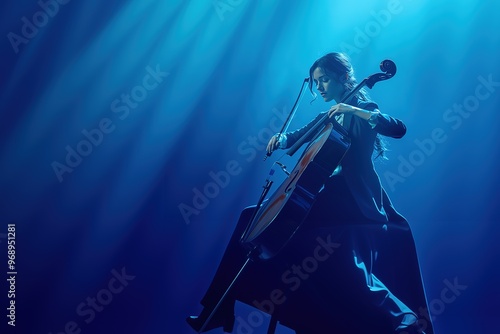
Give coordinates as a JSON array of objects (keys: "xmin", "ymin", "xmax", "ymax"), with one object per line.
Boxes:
[{"xmin": 308, "ymin": 52, "xmax": 387, "ymax": 160}]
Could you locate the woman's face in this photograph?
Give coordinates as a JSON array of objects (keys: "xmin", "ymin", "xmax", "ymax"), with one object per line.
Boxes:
[{"xmin": 312, "ymin": 67, "xmax": 344, "ymax": 103}]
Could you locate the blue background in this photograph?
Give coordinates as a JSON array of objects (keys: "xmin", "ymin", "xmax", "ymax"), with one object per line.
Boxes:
[{"xmin": 0, "ymin": 0, "xmax": 499, "ymax": 333}]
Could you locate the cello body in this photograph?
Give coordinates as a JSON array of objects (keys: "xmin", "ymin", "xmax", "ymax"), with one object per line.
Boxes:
[{"xmin": 240, "ymin": 120, "xmax": 351, "ymax": 260}]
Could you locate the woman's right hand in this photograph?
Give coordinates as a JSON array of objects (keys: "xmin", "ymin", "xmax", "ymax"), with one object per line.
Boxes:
[{"xmin": 266, "ymin": 135, "xmax": 280, "ymax": 154}]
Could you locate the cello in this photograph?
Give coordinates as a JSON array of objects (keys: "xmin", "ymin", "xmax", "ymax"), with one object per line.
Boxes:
[{"xmin": 240, "ymin": 59, "xmax": 397, "ymax": 260}]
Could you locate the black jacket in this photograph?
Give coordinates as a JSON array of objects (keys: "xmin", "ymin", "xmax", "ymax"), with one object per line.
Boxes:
[{"xmin": 283, "ymin": 98, "xmax": 407, "ymax": 224}]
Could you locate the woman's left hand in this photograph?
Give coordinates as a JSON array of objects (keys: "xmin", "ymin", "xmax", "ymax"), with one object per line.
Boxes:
[{"xmin": 328, "ymin": 103, "xmax": 355, "ymax": 118}]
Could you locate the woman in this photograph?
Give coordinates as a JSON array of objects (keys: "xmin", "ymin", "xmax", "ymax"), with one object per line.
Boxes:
[
  {"xmin": 265, "ymin": 52, "xmax": 431, "ymax": 334},
  {"xmin": 188, "ymin": 53, "xmax": 433, "ymax": 334}
]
